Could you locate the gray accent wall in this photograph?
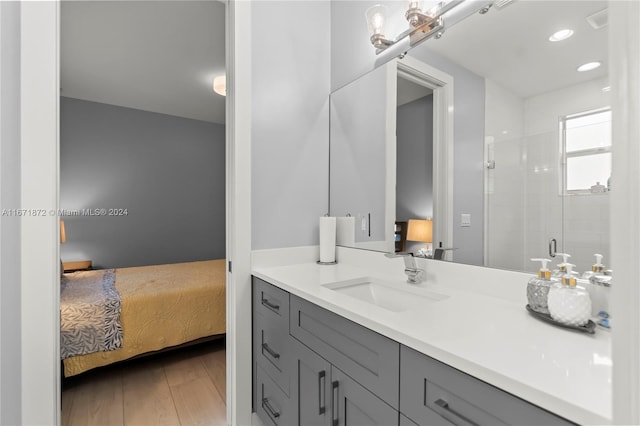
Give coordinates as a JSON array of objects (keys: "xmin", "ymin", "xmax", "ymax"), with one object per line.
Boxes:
[
  {"xmin": 0, "ymin": 2, "xmax": 22, "ymax": 423},
  {"xmin": 331, "ymin": 1, "xmax": 485, "ymax": 265},
  {"xmin": 396, "ymin": 95, "xmax": 434, "ymax": 253},
  {"xmin": 251, "ymin": 1, "xmax": 331, "ymax": 250},
  {"xmin": 60, "ymin": 97, "xmax": 225, "ymax": 268}
]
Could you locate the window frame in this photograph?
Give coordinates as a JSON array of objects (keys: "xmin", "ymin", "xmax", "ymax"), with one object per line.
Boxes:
[{"xmin": 560, "ymin": 107, "xmax": 612, "ymax": 195}]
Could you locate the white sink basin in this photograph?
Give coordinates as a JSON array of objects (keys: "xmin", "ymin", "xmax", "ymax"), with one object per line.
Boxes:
[{"xmin": 322, "ymin": 277, "xmax": 449, "ymax": 312}]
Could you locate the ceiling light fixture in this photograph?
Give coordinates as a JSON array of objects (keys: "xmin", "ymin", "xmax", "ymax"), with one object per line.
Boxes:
[
  {"xmin": 366, "ymin": 0, "xmax": 470, "ymax": 55},
  {"xmin": 213, "ymin": 75, "xmax": 226, "ymax": 96},
  {"xmin": 577, "ymin": 61, "xmax": 601, "ymax": 72},
  {"xmin": 549, "ymin": 29, "xmax": 574, "ymax": 42}
]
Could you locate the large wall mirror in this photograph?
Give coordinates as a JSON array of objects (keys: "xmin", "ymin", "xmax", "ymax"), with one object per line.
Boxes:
[{"xmin": 329, "ymin": 0, "xmax": 610, "ymax": 274}]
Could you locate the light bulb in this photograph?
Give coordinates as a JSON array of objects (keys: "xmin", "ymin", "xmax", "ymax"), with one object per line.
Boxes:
[{"xmin": 366, "ymin": 5, "xmax": 387, "ymax": 36}]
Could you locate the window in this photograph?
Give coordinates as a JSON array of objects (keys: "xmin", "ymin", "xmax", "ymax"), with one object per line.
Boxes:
[{"xmin": 561, "ymin": 108, "xmax": 611, "ymax": 193}]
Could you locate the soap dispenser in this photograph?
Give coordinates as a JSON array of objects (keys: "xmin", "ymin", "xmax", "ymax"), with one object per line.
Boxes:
[
  {"xmin": 582, "ymin": 254, "xmax": 605, "ymax": 279},
  {"xmin": 527, "ymin": 258, "xmax": 557, "ymax": 314},
  {"xmin": 552, "ymin": 253, "xmax": 571, "ymax": 278},
  {"xmin": 547, "ymin": 264, "xmax": 592, "ymax": 327}
]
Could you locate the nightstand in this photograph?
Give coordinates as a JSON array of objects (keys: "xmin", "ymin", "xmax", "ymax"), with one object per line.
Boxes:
[{"xmin": 63, "ymin": 260, "xmax": 92, "ymax": 272}]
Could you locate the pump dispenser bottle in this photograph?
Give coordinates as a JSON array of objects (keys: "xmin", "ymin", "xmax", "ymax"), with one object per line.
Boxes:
[
  {"xmin": 527, "ymin": 258, "xmax": 556, "ymax": 314},
  {"xmin": 582, "ymin": 254, "xmax": 605, "ymax": 279},
  {"xmin": 548, "ymin": 264, "xmax": 592, "ymax": 327},
  {"xmin": 552, "ymin": 253, "xmax": 571, "ymax": 278}
]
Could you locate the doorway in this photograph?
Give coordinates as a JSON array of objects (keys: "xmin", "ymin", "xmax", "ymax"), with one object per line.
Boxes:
[{"xmin": 59, "ymin": 2, "xmax": 228, "ymax": 424}]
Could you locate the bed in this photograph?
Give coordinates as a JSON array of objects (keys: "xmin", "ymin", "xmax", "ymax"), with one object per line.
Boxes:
[{"xmin": 61, "ymin": 259, "xmax": 226, "ymax": 377}]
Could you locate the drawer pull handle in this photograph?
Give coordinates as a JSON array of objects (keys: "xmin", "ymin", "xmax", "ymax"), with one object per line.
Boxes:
[
  {"xmin": 261, "ymin": 297, "xmax": 280, "ymax": 311},
  {"xmin": 318, "ymin": 370, "xmax": 326, "ymax": 415},
  {"xmin": 262, "ymin": 343, "xmax": 280, "ymax": 360},
  {"xmin": 331, "ymin": 380, "xmax": 339, "ymax": 426},
  {"xmin": 262, "ymin": 397, "xmax": 281, "ymax": 420},
  {"xmin": 434, "ymin": 398, "xmax": 478, "ymax": 426}
]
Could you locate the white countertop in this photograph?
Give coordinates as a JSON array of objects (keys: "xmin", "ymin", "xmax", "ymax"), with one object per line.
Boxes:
[{"xmin": 252, "ymin": 252, "xmax": 611, "ymax": 425}]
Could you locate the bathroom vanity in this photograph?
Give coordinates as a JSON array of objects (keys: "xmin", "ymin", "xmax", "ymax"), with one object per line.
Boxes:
[{"xmin": 251, "ymin": 247, "xmax": 611, "ymax": 426}]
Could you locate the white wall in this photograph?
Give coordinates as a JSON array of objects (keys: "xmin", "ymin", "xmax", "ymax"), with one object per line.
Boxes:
[
  {"xmin": 0, "ymin": 2, "xmax": 22, "ymax": 424},
  {"xmin": 484, "ymin": 76, "xmax": 611, "ymax": 274},
  {"xmin": 484, "ymin": 79, "xmax": 525, "ymax": 271},
  {"xmin": 524, "ymin": 77, "xmax": 611, "ymax": 273},
  {"xmin": 20, "ymin": 2, "xmax": 59, "ymax": 424},
  {"xmin": 251, "ymin": 1, "xmax": 331, "ymax": 250}
]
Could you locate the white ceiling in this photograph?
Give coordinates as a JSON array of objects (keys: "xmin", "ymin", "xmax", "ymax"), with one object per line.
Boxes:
[
  {"xmin": 423, "ymin": 0, "xmax": 608, "ymax": 98},
  {"xmin": 61, "ymin": 1, "xmax": 226, "ymax": 124}
]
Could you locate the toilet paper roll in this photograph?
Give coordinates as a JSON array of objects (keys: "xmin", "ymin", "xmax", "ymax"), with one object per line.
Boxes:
[
  {"xmin": 336, "ymin": 216, "xmax": 355, "ymax": 246},
  {"xmin": 319, "ymin": 216, "xmax": 337, "ymax": 263}
]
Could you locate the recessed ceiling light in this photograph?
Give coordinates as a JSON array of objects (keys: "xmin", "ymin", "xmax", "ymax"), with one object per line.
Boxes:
[
  {"xmin": 549, "ymin": 29, "xmax": 574, "ymax": 42},
  {"xmin": 213, "ymin": 75, "xmax": 226, "ymax": 96},
  {"xmin": 577, "ymin": 61, "xmax": 601, "ymax": 72}
]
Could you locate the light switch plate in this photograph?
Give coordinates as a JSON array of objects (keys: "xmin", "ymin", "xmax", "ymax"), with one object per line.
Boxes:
[{"xmin": 461, "ymin": 214, "xmax": 471, "ymax": 227}]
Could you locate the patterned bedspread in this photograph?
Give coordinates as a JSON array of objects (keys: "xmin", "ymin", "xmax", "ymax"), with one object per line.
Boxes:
[{"xmin": 60, "ymin": 269, "xmax": 123, "ymax": 359}]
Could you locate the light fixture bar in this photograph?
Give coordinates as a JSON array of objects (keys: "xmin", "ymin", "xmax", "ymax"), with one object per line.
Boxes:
[{"xmin": 371, "ymin": 0, "xmax": 468, "ymax": 55}]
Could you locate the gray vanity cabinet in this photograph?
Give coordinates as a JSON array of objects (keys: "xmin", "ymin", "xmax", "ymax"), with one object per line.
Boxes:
[
  {"xmin": 289, "ymin": 294, "xmax": 400, "ymax": 409},
  {"xmin": 291, "ymin": 338, "xmax": 398, "ymax": 426},
  {"xmin": 291, "ymin": 339, "xmax": 332, "ymax": 426},
  {"xmin": 252, "ymin": 276, "xmax": 575, "ymax": 426},
  {"xmin": 400, "ymin": 346, "xmax": 575, "ymax": 426}
]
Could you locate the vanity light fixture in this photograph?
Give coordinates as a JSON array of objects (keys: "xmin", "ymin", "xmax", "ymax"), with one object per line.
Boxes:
[
  {"xmin": 577, "ymin": 61, "xmax": 601, "ymax": 72},
  {"xmin": 366, "ymin": 0, "xmax": 468, "ymax": 55},
  {"xmin": 213, "ymin": 75, "xmax": 226, "ymax": 96},
  {"xmin": 548, "ymin": 29, "xmax": 574, "ymax": 42}
]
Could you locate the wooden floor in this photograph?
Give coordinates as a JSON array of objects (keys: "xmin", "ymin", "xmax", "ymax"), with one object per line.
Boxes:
[{"xmin": 61, "ymin": 339, "xmax": 227, "ymax": 426}]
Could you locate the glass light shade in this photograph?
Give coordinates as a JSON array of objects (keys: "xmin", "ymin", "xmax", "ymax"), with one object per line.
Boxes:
[
  {"xmin": 213, "ymin": 75, "xmax": 226, "ymax": 96},
  {"xmin": 407, "ymin": 218, "xmax": 433, "ymax": 243},
  {"xmin": 366, "ymin": 4, "xmax": 388, "ymax": 36}
]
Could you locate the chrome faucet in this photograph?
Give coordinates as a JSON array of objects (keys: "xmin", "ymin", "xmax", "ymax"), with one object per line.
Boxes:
[{"xmin": 384, "ymin": 252, "xmax": 425, "ymax": 284}]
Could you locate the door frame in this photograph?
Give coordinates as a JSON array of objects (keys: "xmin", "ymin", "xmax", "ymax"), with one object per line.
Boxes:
[{"xmin": 396, "ymin": 55, "xmax": 454, "ymax": 258}]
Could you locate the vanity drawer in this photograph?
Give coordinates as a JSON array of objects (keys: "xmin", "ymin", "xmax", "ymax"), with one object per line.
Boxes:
[
  {"xmin": 400, "ymin": 345, "xmax": 575, "ymax": 426},
  {"xmin": 256, "ymin": 364, "xmax": 292, "ymax": 426},
  {"xmin": 255, "ymin": 316, "xmax": 291, "ymax": 396},
  {"xmin": 289, "ymin": 295, "xmax": 400, "ymax": 409},
  {"xmin": 253, "ymin": 277, "xmax": 289, "ymax": 329}
]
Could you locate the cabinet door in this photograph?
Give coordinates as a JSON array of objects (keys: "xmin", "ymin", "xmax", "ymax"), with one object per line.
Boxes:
[
  {"xmin": 331, "ymin": 367, "xmax": 398, "ymax": 426},
  {"xmin": 292, "ymin": 339, "xmax": 332, "ymax": 426}
]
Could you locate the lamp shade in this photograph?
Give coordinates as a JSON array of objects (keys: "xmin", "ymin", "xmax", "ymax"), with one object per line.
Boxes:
[
  {"xmin": 407, "ymin": 218, "xmax": 432, "ymax": 243},
  {"xmin": 60, "ymin": 220, "xmax": 66, "ymax": 244}
]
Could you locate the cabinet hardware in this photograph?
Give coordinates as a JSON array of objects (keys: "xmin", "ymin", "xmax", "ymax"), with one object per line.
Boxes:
[
  {"xmin": 332, "ymin": 380, "xmax": 339, "ymax": 426},
  {"xmin": 261, "ymin": 297, "xmax": 280, "ymax": 311},
  {"xmin": 549, "ymin": 238, "xmax": 557, "ymax": 258},
  {"xmin": 434, "ymin": 398, "xmax": 478, "ymax": 426},
  {"xmin": 262, "ymin": 342, "xmax": 280, "ymax": 360},
  {"xmin": 262, "ymin": 397, "xmax": 281, "ymax": 420},
  {"xmin": 319, "ymin": 370, "xmax": 326, "ymax": 415}
]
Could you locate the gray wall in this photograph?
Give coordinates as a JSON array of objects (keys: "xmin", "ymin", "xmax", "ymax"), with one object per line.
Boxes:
[
  {"xmin": 251, "ymin": 1, "xmax": 331, "ymax": 250},
  {"xmin": 396, "ymin": 94, "xmax": 434, "ymax": 221},
  {"xmin": 60, "ymin": 97, "xmax": 225, "ymax": 268},
  {"xmin": 0, "ymin": 2, "xmax": 22, "ymax": 423},
  {"xmin": 331, "ymin": 1, "xmax": 485, "ymax": 265}
]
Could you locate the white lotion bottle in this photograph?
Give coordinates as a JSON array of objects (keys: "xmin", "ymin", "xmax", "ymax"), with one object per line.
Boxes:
[
  {"xmin": 548, "ymin": 264, "xmax": 592, "ymax": 327},
  {"xmin": 552, "ymin": 253, "xmax": 571, "ymax": 278}
]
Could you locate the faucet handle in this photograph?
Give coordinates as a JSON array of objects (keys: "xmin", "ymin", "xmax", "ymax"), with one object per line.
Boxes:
[{"xmin": 385, "ymin": 252, "xmax": 416, "ymax": 269}]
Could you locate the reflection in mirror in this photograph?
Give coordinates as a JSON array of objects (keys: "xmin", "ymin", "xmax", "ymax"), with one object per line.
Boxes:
[{"xmin": 329, "ymin": 0, "xmax": 610, "ymax": 274}]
